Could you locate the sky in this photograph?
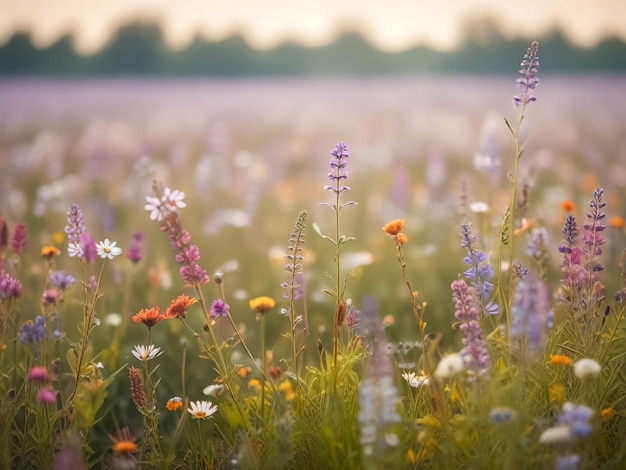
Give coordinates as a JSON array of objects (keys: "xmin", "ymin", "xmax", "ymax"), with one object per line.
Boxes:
[{"xmin": 1, "ymin": 0, "xmax": 625, "ymax": 54}]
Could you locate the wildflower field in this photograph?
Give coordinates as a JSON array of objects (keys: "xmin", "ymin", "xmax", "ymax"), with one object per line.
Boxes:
[{"xmin": 1, "ymin": 43, "xmax": 625, "ymax": 469}]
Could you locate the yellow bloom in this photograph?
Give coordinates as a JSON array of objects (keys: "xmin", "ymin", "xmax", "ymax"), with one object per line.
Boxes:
[
  {"xmin": 548, "ymin": 354, "xmax": 572, "ymax": 366},
  {"xmin": 278, "ymin": 380, "xmax": 295, "ymax": 401},
  {"xmin": 601, "ymin": 407, "xmax": 614, "ymax": 421},
  {"xmin": 110, "ymin": 428, "xmax": 138, "ymax": 455},
  {"xmin": 383, "ymin": 219, "xmax": 404, "ymax": 236},
  {"xmin": 549, "ymin": 383, "xmax": 566, "ymax": 405},
  {"xmin": 249, "ymin": 296, "xmax": 275, "ymax": 314},
  {"xmin": 166, "ymin": 396, "xmax": 183, "ymax": 411},
  {"xmin": 248, "ymin": 379, "xmax": 262, "ymax": 393},
  {"xmin": 41, "ymin": 246, "xmax": 60, "ymax": 259},
  {"xmin": 236, "ymin": 366, "xmax": 252, "ymax": 378}
]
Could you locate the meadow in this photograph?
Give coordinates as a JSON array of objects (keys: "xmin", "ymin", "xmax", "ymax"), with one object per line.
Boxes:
[{"xmin": 0, "ymin": 43, "xmax": 625, "ymax": 469}]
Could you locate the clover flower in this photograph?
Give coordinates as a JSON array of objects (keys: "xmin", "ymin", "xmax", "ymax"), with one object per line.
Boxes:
[
  {"xmin": 513, "ymin": 41, "xmax": 540, "ymax": 107},
  {"xmin": 128, "ymin": 367, "xmax": 147, "ymax": 410},
  {"xmin": 131, "ymin": 344, "xmax": 163, "ymax": 362},
  {"xmin": 0, "ymin": 271, "xmax": 23, "ymax": 299},
  {"xmin": 209, "ymin": 299, "xmax": 230, "ymax": 317},
  {"xmin": 27, "ymin": 366, "xmax": 49, "ymax": 384},
  {"xmin": 37, "ymin": 388, "xmax": 56, "ymax": 404},
  {"xmin": 187, "ymin": 400, "xmax": 218, "ymax": 420},
  {"xmin": 11, "ymin": 222, "xmax": 27, "ymax": 254},
  {"xmin": 96, "ymin": 239, "xmax": 122, "ymax": 259}
]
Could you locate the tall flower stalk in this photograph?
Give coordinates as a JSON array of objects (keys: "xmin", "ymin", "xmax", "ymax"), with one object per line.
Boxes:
[
  {"xmin": 499, "ymin": 41, "xmax": 540, "ymax": 332},
  {"xmin": 314, "ymin": 142, "xmax": 357, "ymax": 389}
]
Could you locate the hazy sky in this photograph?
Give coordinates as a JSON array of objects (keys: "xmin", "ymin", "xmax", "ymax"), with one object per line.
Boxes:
[{"xmin": 1, "ymin": 0, "xmax": 625, "ymax": 53}]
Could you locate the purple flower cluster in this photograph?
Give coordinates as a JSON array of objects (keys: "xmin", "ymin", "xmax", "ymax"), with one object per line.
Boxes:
[
  {"xmin": 161, "ymin": 215, "xmax": 209, "ymax": 286},
  {"xmin": 325, "ymin": 142, "xmax": 350, "ymax": 195},
  {"xmin": 19, "ymin": 316, "xmax": 47, "ymax": 348},
  {"xmin": 11, "ymin": 222, "xmax": 27, "ymax": 254},
  {"xmin": 451, "ymin": 279, "xmax": 489, "ymax": 376},
  {"xmin": 510, "ymin": 274, "xmax": 550, "ymax": 357},
  {"xmin": 513, "ymin": 41, "xmax": 540, "ymax": 107},
  {"xmin": 581, "ymin": 188, "xmax": 606, "ymax": 281},
  {"xmin": 64, "ymin": 203, "xmax": 87, "ymax": 245},
  {"xmin": 49, "ymin": 271, "xmax": 76, "ymax": 291},
  {"xmin": 126, "ymin": 230, "xmax": 144, "ymax": 264},
  {"xmin": 0, "ymin": 271, "xmax": 23, "ymax": 299},
  {"xmin": 209, "ymin": 299, "xmax": 230, "ymax": 317},
  {"xmin": 558, "ymin": 402, "xmax": 594, "ymax": 439},
  {"xmin": 460, "ymin": 224, "xmax": 498, "ymax": 315}
]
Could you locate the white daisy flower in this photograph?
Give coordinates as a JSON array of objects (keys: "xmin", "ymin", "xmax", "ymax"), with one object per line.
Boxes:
[
  {"xmin": 187, "ymin": 400, "xmax": 218, "ymax": 420},
  {"xmin": 145, "ymin": 195, "xmax": 164, "ymax": 221},
  {"xmin": 202, "ymin": 384, "xmax": 225, "ymax": 397},
  {"xmin": 96, "ymin": 239, "xmax": 122, "ymax": 259},
  {"xmin": 573, "ymin": 358, "xmax": 601, "ymax": 379},
  {"xmin": 401, "ymin": 371, "xmax": 429, "ymax": 388},
  {"xmin": 67, "ymin": 242, "xmax": 84, "ymax": 258},
  {"xmin": 131, "ymin": 344, "xmax": 163, "ymax": 362},
  {"xmin": 162, "ymin": 187, "xmax": 186, "ymax": 212}
]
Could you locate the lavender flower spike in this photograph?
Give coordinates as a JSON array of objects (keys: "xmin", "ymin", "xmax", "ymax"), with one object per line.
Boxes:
[
  {"xmin": 513, "ymin": 41, "xmax": 540, "ymax": 107},
  {"xmin": 325, "ymin": 142, "xmax": 350, "ymax": 194},
  {"xmin": 64, "ymin": 204, "xmax": 87, "ymax": 245},
  {"xmin": 460, "ymin": 223, "xmax": 498, "ymax": 315},
  {"xmin": 581, "ymin": 187, "xmax": 606, "ymax": 281},
  {"xmin": 452, "ymin": 279, "xmax": 489, "ymax": 376}
]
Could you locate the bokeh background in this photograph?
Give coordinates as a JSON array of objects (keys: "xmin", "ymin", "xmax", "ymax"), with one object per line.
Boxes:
[{"xmin": 1, "ymin": 0, "xmax": 625, "ymax": 350}]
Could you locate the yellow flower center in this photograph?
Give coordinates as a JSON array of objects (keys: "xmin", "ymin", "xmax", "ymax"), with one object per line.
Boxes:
[{"xmin": 194, "ymin": 411, "xmax": 207, "ymax": 419}]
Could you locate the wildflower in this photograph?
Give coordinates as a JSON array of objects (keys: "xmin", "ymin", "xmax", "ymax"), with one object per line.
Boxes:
[
  {"xmin": 110, "ymin": 428, "xmax": 138, "ymax": 455},
  {"xmin": 53, "ymin": 436, "xmax": 85, "ymax": 470},
  {"xmin": 187, "ymin": 400, "xmax": 218, "ymax": 420},
  {"xmin": 96, "ymin": 239, "xmax": 122, "ymax": 259},
  {"xmin": 573, "ymin": 358, "xmax": 601, "ymax": 379},
  {"xmin": 132, "ymin": 307, "xmax": 167, "ymax": 328},
  {"xmin": 451, "ymin": 279, "xmax": 489, "ymax": 376},
  {"xmin": 549, "ymin": 383, "xmax": 566, "ymax": 405},
  {"xmin": 128, "ymin": 367, "xmax": 147, "ymax": 409},
  {"xmin": 209, "ymin": 299, "xmax": 230, "ymax": 317},
  {"xmin": 469, "ymin": 201, "xmax": 489, "ymax": 214},
  {"xmin": 608, "ymin": 215, "xmax": 625, "ymax": 229},
  {"xmin": 601, "ymin": 407, "xmax": 614, "ymax": 421},
  {"xmin": 460, "ymin": 224, "xmax": 498, "ymax": 314},
  {"xmin": 325, "ymin": 141, "xmax": 351, "ymax": 195},
  {"xmin": 560, "ymin": 200, "xmax": 577, "ymax": 213},
  {"xmin": 269, "ymin": 365, "xmax": 282, "ymax": 380},
  {"xmin": 402, "ymin": 371, "xmax": 429, "ymax": 388},
  {"xmin": 37, "ymin": 387, "xmax": 56, "ymax": 404},
  {"xmin": 49, "ymin": 271, "xmax": 76, "ymax": 291},
  {"xmin": 166, "ymin": 396, "xmax": 183, "ymax": 411},
  {"xmin": 489, "ymin": 407, "xmax": 517, "ymax": 424},
  {"xmin": 513, "ymin": 41, "xmax": 540, "ymax": 107},
  {"xmin": 67, "ymin": 243, "xmax": 83, "ymax": 258},
  {"xmin": 434, "ymin": 353, "xmax": 465, "ymax": 379},
  {"xmin": 558, "ymin": 402, "xmax": 594, "ymax": 438},
  {"xmin": 145, "ymin": 195, "xmax": 164, "ymax": 221},
  {"xmin": 539, "ymin": 426, "xmax": 571, "ymax": 444},
  {"xmin": 41, "ymin": 246, "xmax": 60, "ymax": 260},
  {"xmin": 556, "ymin": 454, "xmax": 580, "ymax": 470},
  {"xmin": 64, "ymin": 203, "xmax": 86, "ymax": 245},
  {"xmin": 581, "ymin": 188, "xmax": 606, "ymax": 282},
  {"xmin": 126, "ymin": 230, "xmax": 144, "ymax": 264},
  {"xmin": 549, "ymin": 354, "xmax": 572, "ymax": 366},
  {"xmin": 131, "ymin": 345, "xmax": 163, "ymax": 362},
  {"xmin": 166, "ymin": 294, "xmax": 198, "ymax": 319},
  {"xmin": 42, "ymin": 289, "xmax": 60, "ymax": 306},
  {"xmin": 248, "ymin": 379, "xmax": 262, "ymax": 393},
  {"xmin": 358, "ymin": 375, "xmax": 401, "ymax": 449},
  {"xmin": 145, "ymin": 187, "xmax": 186, "ymax": 222},
  {"xmin": 236, "ymin": 366, "xmax": 252, "ymax": 378},
  {"xmin": 0, "ymin": 271, "xmax": 23, "ymax": 299},
  {"xmin": 510, "ymin": 273, "xmax": 550, "ymax": 358},
  {"xmin": 27, "ymin": 366, "xmax": 49, "ymax": 384},
  {"xmin": 249, "ymin": 296, "xmax": 275, "ymax": 315},
  {"xmin": 278, "ymin": 380, "xmax": 295, "ymax": 401},
  {"xmin": 383, "ymin": 219, "xmax": 404, "ymax": 236},
  {"xmin": 202, "ymin": 384, "xmax": 225, "ymax": 396},
  {"xmin": 162, "ymin": 187, "xmax": 186, "ymax": 210},
  {"xmin": 19, "ymin": 316, "xmax": 46, "ymax": 347},
  {"xmin": 80, "ymin": 233, "xmax": 98, "ymax": 263}
]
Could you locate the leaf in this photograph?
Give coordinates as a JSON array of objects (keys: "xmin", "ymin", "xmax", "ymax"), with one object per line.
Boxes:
[{"xmin": 312, "ymin": 222, "xmax": 336, "ymax": 244}]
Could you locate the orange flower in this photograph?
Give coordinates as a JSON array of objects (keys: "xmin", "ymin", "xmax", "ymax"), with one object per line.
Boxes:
[
  {"xmin": 249, "ymin": 296, "xmax": 275, "ymax": 315},
  {"xmin": 41, "ymin": 246, "xmax": 60, "ymax": 259},
  {"xmin": 383, "ymin": 219, "xmax": 404, "ymax": 236},
  {"xmin": 608, "ymin": 215, "xmax": 625, "ymax": 229},
  {"xmin": 166, "ymin": 294, "xmax": 198, "ymax": 318},
  {"xmin": 560, "ymin": 200, "xmax": 576, "ymax": 213},
  {"xmin": 396, "ymin": 233, "xmax": 408, "ymax": 246},
  {"xmin": 601, "ymin": 407, "xmax": 614, "ymax": 421},
  {"xmin": 166, "ymin": 396, "xmax": 183, "ymax": 411},
  {"xmin": 236, "ymin": 366, "xmax": 252, "ymax": 378},
  {"xmin": 110, "ymin": 427, "xmax": 138, "ymax": 455},
  {"xmin": 548, "ymin": 354, "xmax": 572, "ymax": 366},
  {"xmin": 132, "ymin": 307, "xmax": 167, "ymax": 328}
]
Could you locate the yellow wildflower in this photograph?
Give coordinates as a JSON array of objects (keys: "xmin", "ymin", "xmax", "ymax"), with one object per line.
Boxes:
[
  {"xmin": 249, "ymin": 296, "xmax": 275, "ymax": 315},
  {"xmin": 548, "ymin": 354, "xmax": 572, "ymax": 366}
]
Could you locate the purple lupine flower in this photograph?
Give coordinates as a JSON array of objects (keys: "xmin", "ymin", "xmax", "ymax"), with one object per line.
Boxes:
[
  {"xmin": 581, "ymin": 188, "xmax": 606, "ymax": 282},
  {"xmin": 64, "ymin": 204, "xmax": 87, "ymax": 245},
  {"xmin": 160, "ymin": 213, "xmax": 209, "ymax": 286},
  {"xmin": 49, "ymin": 271, "xmax": 76, "ymax": 291},
  {"xmin": 209, "ymin": 299, "xmax": 230, "ymax": 317},
  {"xmin": 460, "ymin": 224, "xmax": 498, "ymax": 315},
  {"xmin": 126, "ymin": 230, "xmax": 144, "ymax": 264},
  {"xmin": 325, "ymin": 142, "xmax": 350, "ymax": 195},
  {"xmin": 510, "ymin": 274, "xmax": 550, "ymax": 358},
  {"xmin": 558, "ymin": 402, "xmax": 594, "ymax": 439},
  {"xmin": 11, "ymin": 222, "xmax": 27, "ymax": 254},
  {"xmin": 19, "ymin": 316, "xmax": 47, "ymax": 348},
  {"xmin": 527, "ymin": 227, "xmax": 549, "ymax": 259},
  {"xmin": 452, "ymin": 279, "xmax": 489, "ymax": 376},
  {"xmin": 559, "ymin": 215, "xmax": 586, "ymax": 289},
  {"xmin": 0, "ymin": 271, "xmax": 23, "ymax": 299},
  {"xmin": 513, "ymin": 41, "xmax": 540, "ymax": 107}
]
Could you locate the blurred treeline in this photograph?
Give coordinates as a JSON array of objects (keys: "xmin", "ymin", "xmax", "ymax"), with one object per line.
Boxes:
[{"xmin": 1, "ymin": 18, "xmax": 626, "ymax": 76}]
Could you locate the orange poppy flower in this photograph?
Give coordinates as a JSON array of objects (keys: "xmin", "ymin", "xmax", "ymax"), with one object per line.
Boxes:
[
  {"xmin": 132, "ymin": 307, "xmax": 167, "ymax": 328},
  {"xmin": 166, "ymin": 294, "xmax": 198, "ymax": 318}
]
